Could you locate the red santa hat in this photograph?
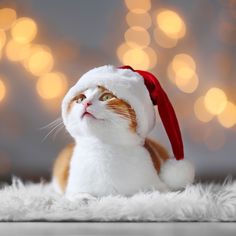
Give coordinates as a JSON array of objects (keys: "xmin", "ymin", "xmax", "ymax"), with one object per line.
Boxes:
[
  {"xmin": 62, "ymin": 65, "xmax": 194, "ymax": 190},
  {"xmin": 62, "ymin": 65, "xmax": 183, "ymax": 160}
]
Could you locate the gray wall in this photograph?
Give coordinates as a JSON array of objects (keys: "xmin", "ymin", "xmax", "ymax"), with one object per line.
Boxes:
[{"xmin": 0, "ymin": 0, "xmax": 235, "ymax": 182}]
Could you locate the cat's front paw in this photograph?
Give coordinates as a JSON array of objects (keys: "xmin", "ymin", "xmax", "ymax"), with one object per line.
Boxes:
[{"xmin": 66, "ymin": 192, "xmax": 97, "ymax": 204}]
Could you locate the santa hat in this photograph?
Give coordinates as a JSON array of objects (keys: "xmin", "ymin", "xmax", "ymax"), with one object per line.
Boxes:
[{"xmin": 62, "ymin": 65, "xmax": 194, "ymax": 189}]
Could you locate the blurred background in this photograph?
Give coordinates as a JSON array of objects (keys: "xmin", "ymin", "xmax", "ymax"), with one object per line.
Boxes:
[{"xmin": 0, "ymin": 0, "xmax": 235, "ymax": 183}]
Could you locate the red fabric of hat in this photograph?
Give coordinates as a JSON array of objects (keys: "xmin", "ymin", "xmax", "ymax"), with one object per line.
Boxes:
[{"xmin": 119, "ymin": 65, "xmax": 184, "ymax": 160}]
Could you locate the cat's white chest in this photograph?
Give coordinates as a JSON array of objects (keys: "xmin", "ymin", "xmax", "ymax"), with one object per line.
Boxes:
[{"xmin": 66, "ymin": 139, "xmax": 166, "ymax": 197}]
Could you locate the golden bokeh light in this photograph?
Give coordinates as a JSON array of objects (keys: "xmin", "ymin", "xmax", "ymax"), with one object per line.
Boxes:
[
  {"xmin": 0, "ymin": 30, "xmax": 6, "ymax": 50},
  {"xmin": 167, "ymin": 63, "xmax": 176, "ymax": 83},
  {"xmin": 124, "ymin": 0, "xmax": 151, "ymax": 12},
  {"xmin": 5, "ymin": 40, "xmax": 31, "ymax": 61},
  {"xmin": 156, "ymin": 10, "xmax": 186, "ymax": 39},
  {"xmin": 116, "ymin": 42, "xmax": 130, "ymax": 62},
  {"xmin": 175, "ymin": 66, "xmax": 195, "ymax": 80},
  {"xmin": 144, "ymin": 47, "xmax": 157, "ymax": 69},
  {"xmin": 194, "ymin": 96, "xmax": 214, "ymax": 122},
  {"xmin": 172, "ymin": 54, "xmax": 196, "ymax": 71},
  {"xmin": 122, "ymin": 48, "xmax": 150, "ymax": 70},
  {"xmin": 153, "ymin": 27, "xmax": 178, "ymax": 48},
  {"xmin": 124, "ymin": 26, "xmax": 150, "ymax": 48},
  {"xmin": 204, "ymin": 88, "xmax": 227, "ymax": 115},
  {"xmin": 175, "ymin": 74, "xmax": 199, "ymax": 93},
  {"xmin": 11, "ymin": 17, "xmax": 37, "ymax": 44},
  {"xmin": 126, "ymin": 11, "xmax": 151, "ymax": 29},
  {"xmin": 0, "ymin": 8, "xmax": 17, "ymax": 30},
  {"xmin": 36, "ymin": 72, "xmax": 68, "ymax": 99},
  {"xmin": 217, "ymin": 101, "xmax": 236, "ymax": 128},
  {"xmin": 0, "ymin": 79, "xmax": 6, "ymax": 102},
  {"xmin": 27, "ymin": 47, "xmax": 54, "ymax": 76},
  {"xmin": 167, "ymin": 54, "xmax": 198, "ymax": 93}
]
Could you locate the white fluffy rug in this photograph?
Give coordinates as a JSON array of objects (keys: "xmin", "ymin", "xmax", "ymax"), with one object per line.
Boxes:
[{"xmin": 0, "ymin": 178, "xmax": 236, "ymax": 222}]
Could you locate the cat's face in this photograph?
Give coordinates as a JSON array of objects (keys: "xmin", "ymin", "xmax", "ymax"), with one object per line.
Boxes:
[{"xmin": 63, "ymin": 85, "xmax": 140, "ymax": 144}]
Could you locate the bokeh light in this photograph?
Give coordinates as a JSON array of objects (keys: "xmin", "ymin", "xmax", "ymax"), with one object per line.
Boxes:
[
  {"xmin": 122, "ymin": 48, "xmax": 150, "ymax": 70},
  {"xmin": 172, "ymin": 54, "xmax": 196, "ymax": 71},
  {"xmin": 153, "ymin": 27, "xmax": 178, "ymax": 48},
  {"xmin": 5, "ymin": 39, "xmax": 31, "ymax": 61},
  {"xmin": 11, "ymin": 17, "xmax": 37, "ymax": 44},
  {"xmin": 167, "ymin": 53, "xmax": 198, "ymax": 93},
  {"xmin": 124, "ymin": 26, "xmax": 150, "ymax": 48},
  {"xmin": 124, "ymin": 0, "xmax": 151, "ymax": 13},
  {"xmin": 0, "ymin": 30, "xmax": 6, "ymax": 50},
  {"xmin": 194, "ymin": 96, "xmax": 214, "ymax": 122},
  {"xmin": 144, "ymin": 47, "xmax": 157, "ymax": 69},
  {"xmin": 36, "ymin": 72, "xmax": 68, "ymax": 99},
  {"xmin": 126, "ymin": 11, "xmax": 151, "ymax": 29},
  {"xmin": 116, "ymin": 42, "xmax": 130, "ymax": 62},
  {"xmin": 156, "ymin": 10, "xmax": 186, "ymax": 39},
  {"xmin": 0, "ymin": 79, "xmax": 6, "ymax": 102},
  {"xmin": 204, "ymin": 88, "xmax": 227, "ymax": 115},
  {"xmin": 217, "ymin": 101, "xmax": 236, "ymax": 128},
  {"xmin": 0, "ymin": 8, "xmax": 17, "ymax": 30},
  {"xmin": 26, "ymin": 47, "xmax": 54, "ymax": 76},
  {"xmin": 175, "ymin": 74, "xmax": 199, "ymax": 93}
]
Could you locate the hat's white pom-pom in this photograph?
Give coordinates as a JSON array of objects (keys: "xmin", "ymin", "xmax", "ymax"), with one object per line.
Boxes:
[{"xmin": 159, "ymin": 159, "xmax": 195, "ymax": 191}]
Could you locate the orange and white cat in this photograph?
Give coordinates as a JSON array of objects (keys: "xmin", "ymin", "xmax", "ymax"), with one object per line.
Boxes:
[{"xmin": 52, "ymin": 65, "xmax": 194, "ymax": 200}]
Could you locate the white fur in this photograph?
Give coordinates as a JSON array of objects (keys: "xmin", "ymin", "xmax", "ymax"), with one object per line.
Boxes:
[
  {"xmin": 66, "ymin": 137, "xmax": 169, "ymax": 198},
  {"xmin": 1, "ymin": 178, "xmax": 236, "ymax": 221},
  {"xmin": 160, "ymin": 159, "xmax": 195, "ymax": 190}
]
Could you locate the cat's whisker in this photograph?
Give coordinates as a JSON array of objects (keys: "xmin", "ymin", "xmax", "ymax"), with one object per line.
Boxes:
[
  {"xmin": 53, "ymin": 125, "xmax": 66, "ymax": 141},
  {"xmin": 39, "ymin": 117, "xmax": 63, "ymax": 130},
  {"xmin": 41, "ymin": 122, "xmax": 64, "ymax": 142}
]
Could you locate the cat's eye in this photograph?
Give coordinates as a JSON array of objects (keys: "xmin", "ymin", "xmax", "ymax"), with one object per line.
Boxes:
[
  {"xmin": 75, "ymin": 94, "xmax": 86, "ymax": 103},
  {"xmin": 100, "ymin": 93, "xmax": 114, "ymax": 101}
]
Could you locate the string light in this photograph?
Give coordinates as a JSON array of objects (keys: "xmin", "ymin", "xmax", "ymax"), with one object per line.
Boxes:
[
  {"xmin": 36, "ymin": 72, "xmax": 68, "ymax": 99},
  {"xmin": 124, "ymin": 0, "xmax": 151, "ymax": 13},
  {"xmin": 124, "ymin": 26, "xmax": 150, "ymax": 48},
  {"xmin": 172, "ymin": 54, "xmax": 196, "ymax": 71},
  {"xmin": 0, "ymin": 8, "xmax": 17, "ymax": 30},
  {"xmin": 11, "ymin": 17, "xmax": 37, "ymax": 44},
  {"xmin": 122, "ymin": 48, "xmax": 150, "ymax": 70},
  {"xmin": 0, "ymin": 79, "xmax": 6, "ymax": 102},
  {"xmin": 5, "ymin": 39, "xmax": 31, "ymax": 61},
  {"xmin": 153, "ymin": 27, "xmax": 178, "ymax": 48},
  {"xmin": 144, "ymin": 47, "xmax": 157, "ymax": 69},
  {"xmin": 26, "ymin": 46, "xmax": 54, "ymax": 76},
  {"xmin": 167, "ymin": 53, "xmax": 198, "ymax": 93},
  {"xmin": 0, "ymin": 30, "xmax": 6, "ymax": 50},
  {"xmin": 175, "ymin": 74, "xmax": 199, "ymax": 93},
  {"xmin": 217, "ymin": 101, "xmax": 236, "ymax": 128},
  {"xmin": 204, "ymin": 88, "xmax": 227, "ymax": 115},
  {"xmin": 194, "ymin": 96, "xmax": 214, "ymax": 122},
  {"xmin": 126, "ymin": 11, "xmax": 151, "ymax": 29},
  {"xmin": 156, "ymin": 9, "xmax": 186, "ymax": 39}
]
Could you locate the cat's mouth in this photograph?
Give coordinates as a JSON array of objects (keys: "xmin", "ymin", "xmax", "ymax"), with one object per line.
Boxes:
[{"xmin": 81, "ymin": 111, "xmax": 97, "ymax": 119}]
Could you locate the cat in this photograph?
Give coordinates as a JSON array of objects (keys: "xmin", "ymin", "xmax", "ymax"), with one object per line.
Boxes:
[{"xmin": 52, "ymin": 65, "xmax": 194, "ymax": 200}]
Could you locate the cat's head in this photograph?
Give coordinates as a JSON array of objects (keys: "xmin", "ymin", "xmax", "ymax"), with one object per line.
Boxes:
[
  {"xmin": 62, "ymin": 65, "xmax": 156, "ymax": 144},
  {"xmin": 62, "ymin": 85, "xmax": 141, "ymax": 144}
]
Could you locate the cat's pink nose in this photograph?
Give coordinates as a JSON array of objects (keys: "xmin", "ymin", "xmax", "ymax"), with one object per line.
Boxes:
[{"xmin": 84, "ymin": 101, "xmax": 92, "ymax": 108}]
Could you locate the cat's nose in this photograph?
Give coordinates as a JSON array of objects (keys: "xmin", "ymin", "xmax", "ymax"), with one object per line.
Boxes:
[{"xmin": 83, "ymin": 101, "xmax": 92, "ymax": 108}]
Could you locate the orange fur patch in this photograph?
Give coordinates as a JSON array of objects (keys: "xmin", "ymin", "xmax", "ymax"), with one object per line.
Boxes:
[
  {"xmin": 144, "ymin": 138, "xmax": 169, "ymax": 173},
  {"xmin": 53, "ymin": 143, "xmax": 74, "ymax": 192}
]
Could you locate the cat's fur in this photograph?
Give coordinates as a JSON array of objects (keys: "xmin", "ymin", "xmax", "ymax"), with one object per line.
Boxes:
[{"xmin": 52, "ymin": 86, "xmax": 175, "ymax": 199}]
